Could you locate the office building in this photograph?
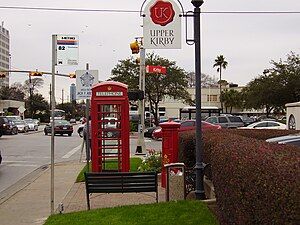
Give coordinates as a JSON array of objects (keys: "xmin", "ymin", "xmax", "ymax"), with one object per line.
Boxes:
[
  {"xmin": 0, "ymin": 21, "xmax": 10, "ymax": 87},
  {"xmin": 70, "ymin": 83, "xmax": 76, "ymax": 102}
]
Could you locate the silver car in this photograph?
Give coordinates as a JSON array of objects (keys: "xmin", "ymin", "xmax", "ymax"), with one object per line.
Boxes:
[
  {"xmin": 205, "ymin": 115, "xmax": 244, "ymax": 129},
  {"xmin": 24, "ymin": 119, "xmax": 39, "ymax": 131},
  {"xmin": 14, "ymin": 120, "xmax": 29, "ymax": 133}
]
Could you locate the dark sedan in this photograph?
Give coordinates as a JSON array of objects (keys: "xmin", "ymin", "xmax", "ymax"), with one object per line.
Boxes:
[
  {"xmin": 44, "ymin": 120, "xmax": 73, "ymax": 136},
  {"xmin": 0, "ymin": 116, "xmax": 18, "ymax": 135}
]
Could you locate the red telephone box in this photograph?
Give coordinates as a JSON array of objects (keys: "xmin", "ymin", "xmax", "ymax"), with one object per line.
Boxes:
[{"xmin": 91, "ymin": 81, "xmax": 130, "ymax": 172}]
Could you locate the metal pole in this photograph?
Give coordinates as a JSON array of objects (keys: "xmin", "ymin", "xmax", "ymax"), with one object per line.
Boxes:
[
  {"xmin": 85, "ymin": 63, "xmax": 91, "ymax": 172},
  {"xmin": 192, "ymin": 0, "xmax": 206, "ymax": 200},
  {"xmin": 136, "ymin": 46, "xmax": 146, "ymax": 154},
  {"xmin": 50, "ymin": 34, "xmax": 57, "ymax": 214},
  {"xmin": 29, "ymin": 73, "xmax": 32, "ymax": 118}
]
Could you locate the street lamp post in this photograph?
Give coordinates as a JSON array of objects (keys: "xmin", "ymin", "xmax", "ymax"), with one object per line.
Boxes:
[{"xmin": 191, "ymin": 0, "xmax": 206, "ymax": 200}]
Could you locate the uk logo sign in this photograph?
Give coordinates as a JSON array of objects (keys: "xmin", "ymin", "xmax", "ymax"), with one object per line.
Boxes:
[
  {"xmin": 143, "ymin": 0, "xmax": 181, "ymax": 49},
  {"xmin": 150, "ymin": 1, "xmax": 175, "ymax": 26}
]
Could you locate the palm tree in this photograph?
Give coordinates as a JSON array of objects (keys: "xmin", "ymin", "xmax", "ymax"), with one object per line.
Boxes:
[{"xmin": 213, "ymin": 55, "xmax": 228, "ymax": 112}]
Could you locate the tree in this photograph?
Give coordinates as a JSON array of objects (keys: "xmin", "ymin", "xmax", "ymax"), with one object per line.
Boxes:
[
  {"xmin": 220, "ymin": 89, "xmax": 243, "ymax": 114},
  {"xmin": 187, "ymin": 72, "xmax": 218, "ymax": 88},
  {"xmin": 25, "ymin": 93, "xmax": 49, "ymax": 118},
  {"xmin": 243, "ymin": 52, "xmax": 300, "ymax": 116},
  {"xmin": 24, "ymin": 78, "xmax": 44, "ymax": 95},
  {"xmin": 110, "ymin": 53, "xmax": 192, "ymax": 125},
  {"xmin": 0, "ymin": 85, "xmax": 25, "ymax": 101},
  {"xmin": 213, "ymin": 55, "xmax": 228, "ymax": 111}
]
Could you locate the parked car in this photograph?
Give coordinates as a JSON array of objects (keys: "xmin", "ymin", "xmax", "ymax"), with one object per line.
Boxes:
[
  {"xmin": 257, "ymin": 115, "xmax": 276, "ymax": 121},
  {"xmin": 266, "ymin": 133, "xmax": 300, "ymax": 147},
  {"xmin": 144, "ymin": 126, "xmax": 160, "ymax": 138},
  {"xmin": 0, "ymin": 116, "xmax": 18, "ymax": 135},
  {"xmin": 239, "ymin": 121, "xmax": 286, "ymax": 130},
  {"xmin": 14, "ymin": 120, "xmax": 29, "ymax": 133},
  {"xmin": 152, "ymin": 120, "xmax": 221, "ymax": 140},
  {"xmin": 205, "ymin": 115, "xmax": 244, "ymax": 129},
  {"xmin": 33, "ymin": 119, "xmax": 40, "ymax": 126},
  {"xmin": 44, "ymin": 120, "xmax": 73, "ymax": 136},
  {"xmin": 6, "ymin": 115, "xmax": 22, "ymax": 121},
  {"xmin": 24, "ymin": 118, "xmax": 39, "ymax": 131},
  {"xmin": 238, "ymin": 116, "xmax": 255, "ymax": 126}
]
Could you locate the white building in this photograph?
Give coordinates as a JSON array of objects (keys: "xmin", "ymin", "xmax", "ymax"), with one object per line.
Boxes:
[
  {"xmin": 158, "ymin": 86, "xmax": 242, "ymax": 118},
  {"xmin": 0, "ymin": 21, "xmax": 10, "ymax": 87}
]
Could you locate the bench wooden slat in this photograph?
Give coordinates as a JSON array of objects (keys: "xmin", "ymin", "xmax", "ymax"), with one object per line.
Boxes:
[{"xmin": 84, "ymin": 172, "xmax": 158, "ymax": 210}]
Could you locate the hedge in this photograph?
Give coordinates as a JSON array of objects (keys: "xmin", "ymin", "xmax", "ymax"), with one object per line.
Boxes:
[{"xmin": 179, "ymin": 129, "xmax": 300, "ymax": 225}]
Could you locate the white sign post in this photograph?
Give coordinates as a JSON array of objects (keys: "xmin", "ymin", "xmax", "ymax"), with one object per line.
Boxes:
[
  {"xmin": 56, "ymin": 35, "xmax": 79, "ymax": 66},
  {"xmin": 50, "ymin": 34, "xmax": 79, "ymax": 215},
  {"xmin": 76, "ymin": 70, "xmax": 99, "ymax": 100},
  {"xmin": 143, "ymin": 0, "xmax": 182, "ymax": 49}
]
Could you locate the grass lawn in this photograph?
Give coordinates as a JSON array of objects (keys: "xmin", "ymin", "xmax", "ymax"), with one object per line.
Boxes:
[
  {"xmin": 76, "ymin": 157, "xmax": 142, "ymax": 182},
  {"xmin": 44, "ymin": 200, "xmax": 218, "ymax": 225}
]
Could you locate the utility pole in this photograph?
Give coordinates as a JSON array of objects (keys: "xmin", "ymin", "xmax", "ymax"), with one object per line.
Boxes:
[
  {"xmin": 85, "ymin": 63, "xmax": 91, "ymax": 172},
  {"xmin": 49, "ymin": 84, "xmax": 51, "ymax": 109},
  {"xmin": 136, "ymin": 43, "xmax": 146, "ymax": 154},
  {"xmin": 28, "ymin": 73, "xmax": 33, "ymax": 117},
  {"xmin": 61, "ymin": 89, "xmax": 64, "ymax": 105}
]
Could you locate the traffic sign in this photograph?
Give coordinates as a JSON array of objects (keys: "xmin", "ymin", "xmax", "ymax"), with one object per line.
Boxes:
[
  {"xmin": 56, "ymin": 35, "xmax": 79, "ymax": 66},
  {"xmin": 18, "ymin": 106, "xmax": 26, "ymax": 113},
  {"xmin": 76, "ymin": 70, "xmax": 99, "ymax": 100},
  {"xmin": 146, "ymin": 65, "xmax": 167, "ymax": 74}
]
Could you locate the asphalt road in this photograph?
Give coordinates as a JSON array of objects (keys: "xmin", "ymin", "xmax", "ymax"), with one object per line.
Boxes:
[
  {"xmin": 0, "ymin": 124, "xmax": 83, "ymax": 194},
  {"xmin": 0, "ymin": 124, "xmax": 162, "ymax": 195}
]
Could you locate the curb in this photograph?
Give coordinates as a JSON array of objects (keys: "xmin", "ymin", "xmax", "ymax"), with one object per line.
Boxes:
[{"xmin": 0, "ymin": 164, "xmax": 49, "ymax": 205}]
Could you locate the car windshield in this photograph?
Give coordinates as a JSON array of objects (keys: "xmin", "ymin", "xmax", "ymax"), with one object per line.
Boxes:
[
  {"xmin": 25, "ymin": 119, "xmax": 34, "ymax": 123},
  {"xmin": 15, "ymin": 120, "xmax": 25, "ymax": 125},
  {"xmin": 54, "ymin": 120, "xmax": 70, "ymax": 126}
]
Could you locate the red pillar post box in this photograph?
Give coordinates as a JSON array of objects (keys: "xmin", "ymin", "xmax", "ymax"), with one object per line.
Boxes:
[{"xmin": 160, "ymin": 121, "xmax": 181, "ymax": 188}]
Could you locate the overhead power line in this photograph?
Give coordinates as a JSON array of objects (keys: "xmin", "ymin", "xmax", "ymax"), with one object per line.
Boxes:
[{"xmin": 0, "ymin": 6, "xmax": 299, "ymax": 14}]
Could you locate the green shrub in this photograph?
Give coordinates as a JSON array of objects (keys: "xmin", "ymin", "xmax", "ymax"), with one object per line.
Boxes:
[
  {"xmin": 204, "ymin": 130, "xmax": 300, "ymax": 225},
  {"xmin": 179, "ymin": 129, "xmax": 300, "ymax": 224},
  {"xmin": 138, "ymin": 153, "xmax": 162, "ymax": 172}
]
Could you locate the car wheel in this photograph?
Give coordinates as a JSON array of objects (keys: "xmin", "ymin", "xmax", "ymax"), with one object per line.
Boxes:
[
  {"xmin": 68, "ymin": 133, "xmax": 72, "ymax": 136},
  {"xmin": 35, "ymin": 127, "xmax": 38, "ymax": 131},
  {"xmin": 44, "ymin": 132, "xmax": 48, "ymax": 135}
]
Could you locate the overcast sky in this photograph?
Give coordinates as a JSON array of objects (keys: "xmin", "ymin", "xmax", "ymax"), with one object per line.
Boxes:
[{"xmin": 1, "ymin": 0, "xmax": 299, "ymax": 102}]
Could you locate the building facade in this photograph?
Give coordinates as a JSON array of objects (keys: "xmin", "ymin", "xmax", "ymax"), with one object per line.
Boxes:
[
  {"xmin": 70, "ymin": 83, "xmax": 76, "ymax": 102},
  {"xmin": 0, "ymin": 22, "xmax": 10, "ymax": 87},
  {"xmin": 159, "ymin": 86, "xmax": 245, "ymax": 118}
]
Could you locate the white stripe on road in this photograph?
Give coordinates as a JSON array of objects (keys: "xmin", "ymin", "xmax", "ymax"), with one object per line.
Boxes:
[
  {"xmin": 5, "ymin": 164, "xmax": 38, "ymax": 167},
  {"xmin": 62, "ymin": 144, "xmax": 82, "ymax": 159}
]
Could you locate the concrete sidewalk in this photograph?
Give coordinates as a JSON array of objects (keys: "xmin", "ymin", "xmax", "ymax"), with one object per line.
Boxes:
[{"xmin": 0, "ymin": 161, "xmax": 84, "ymax": 225}]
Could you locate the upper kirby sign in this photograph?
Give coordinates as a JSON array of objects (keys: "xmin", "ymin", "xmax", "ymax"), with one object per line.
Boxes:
[{"xmin": 143, "ymin": 0, "xmax": 181, "ymax": 49}]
